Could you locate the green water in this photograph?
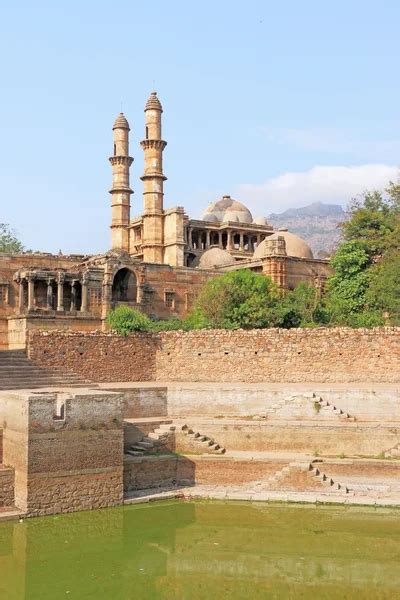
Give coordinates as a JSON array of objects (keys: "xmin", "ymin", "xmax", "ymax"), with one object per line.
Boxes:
[{"xmin": 0, "ymin": 501, "xmax": 399, "ymax": 600}]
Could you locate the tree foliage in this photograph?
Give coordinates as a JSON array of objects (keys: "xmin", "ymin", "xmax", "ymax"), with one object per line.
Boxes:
[
  {"xmin": 325, "ymin": 180, "xmax": 400, "ymax": 326},
  {"xmin": 0, "ymin": 224, "xmax": 24, "ymax": 253},
  {"xmin": 195, "ymin": 269, "xmax": 281, "ymax": 329},
  {"xmin": 106, "ymin": 305, "xmax": 153, "ymax": 335}
]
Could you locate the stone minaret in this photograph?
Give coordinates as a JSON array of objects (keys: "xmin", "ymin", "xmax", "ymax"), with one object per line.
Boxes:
[
  {"xmin": 140, "ymin": 92, "xmax": 167, "ymax": 263},
  {"xmin": 109, "ymin": 113, "xmax": 133, "ymax": 251}
]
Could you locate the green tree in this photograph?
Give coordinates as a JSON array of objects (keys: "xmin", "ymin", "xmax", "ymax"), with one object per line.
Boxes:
[
  {"xmin": 0, "ymin": 224, "xmax": 24, "ymax": 253},
  {"xmin": 106, "ymin": 305, "xmax": 152, "ymax": 335},
  {"xmin": 366, "ymin": 249, "xmax": 400, "ymax": 324},
  {"xmin": 281, "ymin": 282, "xmax": 328, "ymax": 327},
  {"xmin": 195, "ymin": 269, "xmax": 280, "ymax": 329}
]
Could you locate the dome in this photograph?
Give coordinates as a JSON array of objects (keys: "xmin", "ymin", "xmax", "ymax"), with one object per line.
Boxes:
[
  {"xmin": 253, "ymin": 229, "xmax": 313, "ymax": 259},
  {"xmin": 253, "ymin": 216, "xmax": 269, "ymax": 226},
  {"xmin": 202, "ymin": 195, "xmax": 253, "ymax": 224},
  {"xmin": 194, "ymin": 247, "xmax": 234, "ymax": 269},
  {"xmin": 145, "ymin": 91, "xmax": 163, "ymax": 112},
  {"xmin": 113, "ymin": 113, "xmax": 130, "ymax": 130},
  {"xmin": 203, "ymin": 213, "xmax": 219, "ymax": 223}
]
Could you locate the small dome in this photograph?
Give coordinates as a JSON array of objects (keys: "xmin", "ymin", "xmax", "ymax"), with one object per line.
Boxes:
[
  {"xmin": 202, "ymin": 195, "xmax": 253, "ymax": 224},
  {"xmin": 113, "ymin": 113, "xmax": 130, "ymax": 130},
  {"xmin": 194, "ymin": 247, "xmax": 234, "ymax": 269},
  {"xmin": 203, "ymin": 213, "xmax": 219, "ymax": 223},
  {"xmin": 253, "ymin": 229, "xmax": 313, "ymax": 260},
  {"xmin": 145, "ymin": 91, "xmax": 163, "ymax": 112},
  {"xmin": 253, "ymin": 216, "xmax": 269, "ymax": 226}
]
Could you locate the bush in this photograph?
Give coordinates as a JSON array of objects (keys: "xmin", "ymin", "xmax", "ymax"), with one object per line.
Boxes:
[
  {"xmin": 150, "ymin": 317, "xmax": 184, "ymax": 332},
  {"xmin": 106, "ymin": 306, "xmax": 152, "ymax": 335},
  {"xmin": 195, "ymin": 269, "xmax": 280, "ymax": 329}
]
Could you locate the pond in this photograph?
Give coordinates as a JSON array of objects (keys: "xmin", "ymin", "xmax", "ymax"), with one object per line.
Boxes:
[{"xmin": 0, "ymin": 501, "xmax": 399, "ymax": 599}]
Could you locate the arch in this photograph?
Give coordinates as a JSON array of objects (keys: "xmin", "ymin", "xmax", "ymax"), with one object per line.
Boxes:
[{"xmin": 112, "ymin": 268, "xmax": 137, "ymax": 302}]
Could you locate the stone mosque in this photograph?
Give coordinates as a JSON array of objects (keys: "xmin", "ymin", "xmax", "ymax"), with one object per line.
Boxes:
[{"xmin": 0, "ymin": 92, "xmax": 330, "ymax": 349}]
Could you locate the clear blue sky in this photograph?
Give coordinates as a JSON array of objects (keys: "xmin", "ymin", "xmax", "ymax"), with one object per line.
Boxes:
[{"xmin": 1, "ymin": 0, "xmax": 399, "ymax": 254}]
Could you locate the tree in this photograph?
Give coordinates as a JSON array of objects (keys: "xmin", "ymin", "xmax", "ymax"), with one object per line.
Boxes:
[
  {"xmin": 106, "ymin": 306, "xmax": 152, "ymax": 335},
  {"xmin": 0, "ymin": 224, "xmax": 24, "ymax": 253},
  {"xmin": 366, "ymin": 249, "xmax": 400, "ymax": 324},
  {"xmin": 195, "ymin": 269, "xmax": 281, "ymax": 329}
]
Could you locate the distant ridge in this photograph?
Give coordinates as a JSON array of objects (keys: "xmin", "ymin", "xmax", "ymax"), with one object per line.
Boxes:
[{"xmin": 268, "ymin": 202, "xmax": 346, "ymax": 256}]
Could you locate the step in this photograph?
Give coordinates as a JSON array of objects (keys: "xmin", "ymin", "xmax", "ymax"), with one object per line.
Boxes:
[
  {"xmin": 135, "ymin": 440, "xmax": 154, "ymax": 449},
  {"xmin": 130, "ymin": 445, "xmax": 146, "ymax": 452}
]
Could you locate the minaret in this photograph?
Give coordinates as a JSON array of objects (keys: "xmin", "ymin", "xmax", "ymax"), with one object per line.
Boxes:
[
  {"xmin": 140, "ymin": 91, "xmax": 167, "ymax": 263},
  {"xmin": 109, "ymin": 113, "xmax": 133, "ymax": 251}
]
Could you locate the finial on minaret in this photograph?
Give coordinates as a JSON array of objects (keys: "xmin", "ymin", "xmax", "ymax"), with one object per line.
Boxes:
[{"xmin": 109, "ymin": 112, "xmax": 133, "ymax": 251}]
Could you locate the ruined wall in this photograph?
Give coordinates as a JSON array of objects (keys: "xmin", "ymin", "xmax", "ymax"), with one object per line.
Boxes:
[
  {"xmin": 28, "ymin": 330, "xmax": 157, "ymax": 382},
  {"xmin": 28, "ymin": 327, "xmax": 400, "ymax": 384}
]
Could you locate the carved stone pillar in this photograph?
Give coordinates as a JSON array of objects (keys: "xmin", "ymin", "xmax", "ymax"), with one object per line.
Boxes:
[
  {"xmin": 239, "ymin": 233, "xmax": 244, "ymax": 251},
  {"xmin": 188, "ymin": 227, "xmax": 193, "ymax": 249},
  {"xmin": 101, "ymin": 268, "xmax": 113, "ymax": 322},
  {"xmin": 218, "ymin": 232, "xmax": 223, "ymax": 248},
  {"xmin": 205, "ymin": 230, "xmax": 210, "ymax": 248},
  {"xmin": 227, "ymin": 230, "xmax": 232, "ymax": 250},
  {"xmin": 18, "ymin": 278, "xmax": 25, "ymax": 314},
  {"xmin": 27, "ymin": 275, "xmax": 35, "ymax": 311},
  {"xmin": 57, "ymin": 273, "xmax": 65, "ymax": 311},
  {"xmin": 80, "ymin": 273, "xmax": 89, "ymax": 312},
  {"xmin": 46, "ymin": 278, "xmax": 53, "ymax": 310},
  {"xmin": 70, "ymin": 280, "xmax": 77, "ymax": 311}
]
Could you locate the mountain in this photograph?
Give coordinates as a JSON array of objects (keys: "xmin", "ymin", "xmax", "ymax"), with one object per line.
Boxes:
[{"xmin": 268, "ymin": 202, "xmax": 346, "ymax": 256}]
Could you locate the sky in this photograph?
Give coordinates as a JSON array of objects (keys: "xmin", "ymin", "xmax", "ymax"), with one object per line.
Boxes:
[{"xmin": 0, "ymin": 0, "xmax": 399, "ymax": 254}]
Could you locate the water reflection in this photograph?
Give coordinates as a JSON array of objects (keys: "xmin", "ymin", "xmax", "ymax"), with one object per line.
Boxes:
[{"xmin": 0, "ymin": 502, "xmax": 399, "ymax": 599}]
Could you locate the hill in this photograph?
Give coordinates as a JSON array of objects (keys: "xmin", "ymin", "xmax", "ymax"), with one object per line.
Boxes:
[{"xmin": 268, "ymin": 202, "xmax": 346, "ymax": 256}]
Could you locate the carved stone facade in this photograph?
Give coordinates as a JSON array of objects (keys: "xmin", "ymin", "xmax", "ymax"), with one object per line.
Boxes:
[{"xmin": 0, "ymin": 92, "xmax": 330, "ymax": 349}]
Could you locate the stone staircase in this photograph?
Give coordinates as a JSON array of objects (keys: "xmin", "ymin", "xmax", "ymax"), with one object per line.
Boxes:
[
  {"xmin": 263, "ymin": 461, "xmax": 351, "ymax": 494},
  {"xmin": 180, "ymin": 424, "xmax": 226, "ymax": 454},
  {"xmin": 0, "ymin": 350, "xmax": 94, "ymax": 390},
  {"xmin": 385, "ymin": 443, "xmax": 400, "ymax": 458},
  {"xmin": 314, "ymin": 395, "xmax": 355, "ymax": 421},
  {"xmin": 125, "ymin": 422, "xmax": 227, "ymax": 457},
  {"xmin": 125, "ymin": 425, "xmax": 174, "ymax": 457},
  {"xmin": 265, "ymin": 392, "xmax": 355, "ymax": 421}
]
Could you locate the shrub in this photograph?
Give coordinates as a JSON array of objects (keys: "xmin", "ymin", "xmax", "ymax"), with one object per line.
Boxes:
[{"xmin": 106, "ymin": 305, "xmax": 152, "ymax": 335}]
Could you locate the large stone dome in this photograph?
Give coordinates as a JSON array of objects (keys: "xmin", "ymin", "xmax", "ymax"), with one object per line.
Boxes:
[
  {"xmin": 253, "ymin": 229, "xmax": 314, "ymax": 260},
  {"xmin": 194, "ymin": 247, "xmax": 234, "ymax": 269},
  {"xmin": 203, "ymin": 195, "xmax": 253, "ymax": 224}
]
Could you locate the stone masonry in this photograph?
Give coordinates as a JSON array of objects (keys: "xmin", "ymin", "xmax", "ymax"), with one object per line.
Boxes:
[{"xmin": 28, "ymin": 327, "xmax": 400, "ymax": 384}]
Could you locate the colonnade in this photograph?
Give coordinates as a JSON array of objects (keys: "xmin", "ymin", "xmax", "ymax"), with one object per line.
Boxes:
[
  {"xmin": 17, "ymin": 272, "xmax": 89, "ymax": 313},
  {"xmin": 186, "ymin": 228, "xmax": 267, "ymax": 253}
]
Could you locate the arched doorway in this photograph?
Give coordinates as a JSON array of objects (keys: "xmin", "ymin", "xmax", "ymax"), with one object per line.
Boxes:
[{"xmin": 112, "ymin": 268, "xmax": 137, "ymax": 302}]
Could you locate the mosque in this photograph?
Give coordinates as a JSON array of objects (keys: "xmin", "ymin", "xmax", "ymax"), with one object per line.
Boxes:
[{"xmin": 0, "ymin": 92, "xmax": 330, "ymax": 349}]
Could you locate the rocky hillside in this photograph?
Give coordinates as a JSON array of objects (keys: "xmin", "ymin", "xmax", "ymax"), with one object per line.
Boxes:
[{"xmin": 268, "ymin": 202, "xmax": 346, "ymax": 256}]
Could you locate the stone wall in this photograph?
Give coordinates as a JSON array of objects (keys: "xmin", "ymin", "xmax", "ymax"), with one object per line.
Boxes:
[
  {"xmin": 155, "ymin": 328, "xmax": 400, "ymax": 383},
  {"xmin": 0, "ymin": 467, "xmax": 14, "ymax": 507},
  {"xmin": 28, "ymin": 330, "xmax": 157, "ymax": 382},
  {"xmin": 0, "ymin": 390, "xmax": 124, "ymax": 516},
  {"xmin": 28, "ymin": 327, "xmax": 400, "ymax": 384}
]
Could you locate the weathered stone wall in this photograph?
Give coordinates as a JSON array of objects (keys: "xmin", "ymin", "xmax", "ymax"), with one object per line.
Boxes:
[
  {"xmin": 123, "ymin": 455, "xmax": 287, "ymax": 492},
  {"xmin": 28, "ymin": 327, "xmax": 400, "ymax": 384},
  {"xmin": 155, "ymin": 328, "xmax": 400, "ymax": 383},
  {"xmin": 0, "ymin": 390, "xmax": 124, "ymax": 516},
  {"xmin": 28, "ymin": 330, "xmax": 157, "ymax": 382},
  {"xmin": 0, "ymin": 467, "xmax": 14, "ymax": 507}
]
